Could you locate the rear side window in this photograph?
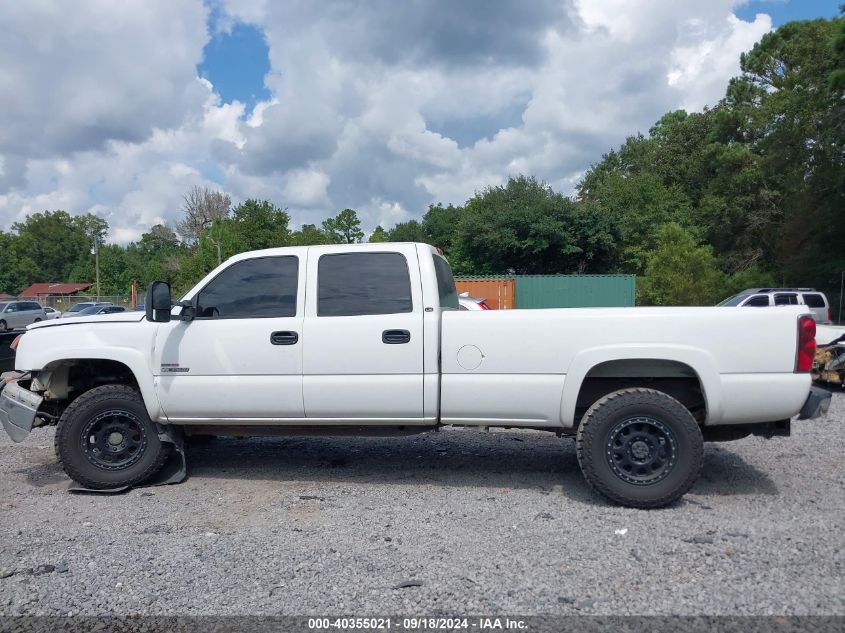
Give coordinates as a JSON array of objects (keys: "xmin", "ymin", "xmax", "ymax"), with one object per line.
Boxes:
[
  {"xmin": 432, "ymin": 254, "xmax": 459, "ymax": 310},
  {"xmin": 802, "ymin": 293, "xmax": 825, "ymax": 308},
  {"xmin": 744, "ymin": 295, "xmax": 770, "ymax": 307},
  {"xmin": 774, "ymin": 293, "xmax": 798, "ymax": 306},
  {"xmin": 318, "ymin": 252, "xmax": 412, "ymax": 317},
  {"xmin": 196, "ymin": 256, "xmax": 299, "ymax": 319},
  {"xmin": 25, "ymin": 302, "xmax": 41, "ymax": 311}
]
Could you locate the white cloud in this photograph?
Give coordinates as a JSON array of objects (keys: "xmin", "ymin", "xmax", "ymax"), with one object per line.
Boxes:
[{"xmin": 0, "ymin": 0, "xmax": 776, "ymax": 242}]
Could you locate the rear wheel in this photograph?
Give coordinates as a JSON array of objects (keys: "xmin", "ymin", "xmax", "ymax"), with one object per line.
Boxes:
[
  {"xmin": 576, "ymin": 388, "xmax": 703, "ymax": 508},
  {"xmin": 55, "ymin": 385, "xmax": 171, "ymax": 489},
  {"xmin": 33, "ymin": 318, "xmax": 41, "ymax": 323}
]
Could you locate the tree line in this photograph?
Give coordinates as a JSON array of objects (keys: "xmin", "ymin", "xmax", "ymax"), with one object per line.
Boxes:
[{"xmin": 0, "ymin": 15, "xmax": 842, "ymax": 306}]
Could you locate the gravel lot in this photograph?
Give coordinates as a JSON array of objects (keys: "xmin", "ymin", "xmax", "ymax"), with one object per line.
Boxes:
[{"xmin": 1, "ymin": 392, "xmax": 843, "ymax": 616}]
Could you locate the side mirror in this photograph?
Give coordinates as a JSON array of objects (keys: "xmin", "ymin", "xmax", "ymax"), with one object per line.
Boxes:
[{"xmin": 145, "ymin": 281, "xmax": 172, "ymax": 323}]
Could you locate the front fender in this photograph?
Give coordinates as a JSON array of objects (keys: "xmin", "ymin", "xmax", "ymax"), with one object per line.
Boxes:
[
  {"xmin": 559, "ymin": 344, "xmax": 723, "ymax": 427},
  {"xmin": 16, "ymin": 337, "xmax": 164, "ymax": 423}
]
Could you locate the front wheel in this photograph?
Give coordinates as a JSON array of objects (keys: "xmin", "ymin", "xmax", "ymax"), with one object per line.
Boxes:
[
  {"xmin": 576, "ymin": 388, "xmax": 703, "ymax": 508},
  {"xmin": 55, "ymin": 385, "xmax": 171, "ymax": 489},
  {"xmin": 0, "ymin": 320, "xmax": 6, "ymax": 331}
]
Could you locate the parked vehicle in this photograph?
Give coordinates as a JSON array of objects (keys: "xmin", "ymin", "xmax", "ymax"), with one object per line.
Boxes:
[
  {"xmin": 61, "ymin": 302, "xmax": 112, "ymax": 318},
  {"xmin": 0, "ymin": 301, "xmax": 47, "ymax": 330},
  {"xmin": 69, "ymin": 305, "xmax": 126, "ymax": 317},
  {"xmin": 42, "ymin": 307, "xmax": 62, "ymax": 320},
  {"xmin": 718, "ymin": 288, "xmax": 833, "ymax": 324},
  {"xmin": 0, "ymin": 243, "xmax": 831, "ymax": 507},
  {"xmin": 458, "ymin": 292, "xmax": 490, "ymax": 311},
  {"xmin": 0, "ymin": 330, "xmax": 19, "ymax": 373}
]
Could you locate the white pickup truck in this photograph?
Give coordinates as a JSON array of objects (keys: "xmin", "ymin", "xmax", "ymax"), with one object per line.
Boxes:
[{"xmin": 0, "ymin": 243, "xmax": 831, "ymax": 507}]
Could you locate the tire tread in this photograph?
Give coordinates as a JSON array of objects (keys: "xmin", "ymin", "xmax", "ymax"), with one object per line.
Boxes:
[
  {"xmin": 55, "ymin": 384, "xmax": 170, "ymax": 489},
  {"xmin": 575, "ymin": 387, "xmax": 703, "ymax": 508}
]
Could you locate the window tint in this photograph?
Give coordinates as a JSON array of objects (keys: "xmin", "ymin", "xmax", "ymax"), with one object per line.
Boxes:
[
  {"xmin": 25, "ymin": 302, "xmax": 41, "ymax": 311},
  {"xmin": 318, "ymin": 252, "xmax": 412, "ymax": 317},
  {"xmin": 802, "ymin": 293, "xmax": 825, "ymax": 308},
  {"xmin": 432, "ymin": 254, "xmax": 459, "ymax": 310},
  {"xmin": 196, "ymin": 256, "xmax": 299, "ymax": 319},
  {"xmin": 774, "ymin": 293, "xmax": 798, "ymax": 306},
  {"xmin": 744, "ymin": 295, "xmax": 770, "ymax": 307}
]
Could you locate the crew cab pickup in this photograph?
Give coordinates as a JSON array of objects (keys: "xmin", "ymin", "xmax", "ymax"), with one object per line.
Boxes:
[{"xmin": 0, "ymin": 243, "xmax": 831, "ymax": 507}]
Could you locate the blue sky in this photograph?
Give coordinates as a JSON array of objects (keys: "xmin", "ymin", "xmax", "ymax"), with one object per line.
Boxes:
[
  {"xmin": 1, "ymin": 1, "xmax": 842, "ymax": 242},
  {"xmin": 735, "ymin": 0, "xmax": 841, "ymax": 25},
  {"xmin": 202, "ymin": 1, "xmax": 843, "ymax": 113}
]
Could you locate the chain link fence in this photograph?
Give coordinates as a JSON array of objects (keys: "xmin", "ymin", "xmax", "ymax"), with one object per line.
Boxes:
[{"xmin": 39, "ymin": 295, "xmax": 135, "ymax": 311}]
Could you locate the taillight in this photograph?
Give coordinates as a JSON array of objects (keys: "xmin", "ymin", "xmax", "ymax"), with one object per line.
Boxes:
[
  {"xmin": 795, "ymin": 316, "xmax": 815, "ymax": 373},
  {"xmin": 10, "ymin": 334, "xmax": 23, "ymax": 351},
  {"xmin": 829, "ymin": 307, "xmax": 833, "ymax": 323},
  {"xmin": 480, "ymin": 302, "xmax": 490, "ymax": 310}
]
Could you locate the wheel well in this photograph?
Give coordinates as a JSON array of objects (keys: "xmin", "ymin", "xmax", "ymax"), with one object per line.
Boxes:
[
  {"xmin": 35, "ymin": 359, "xmax": 140, "ymax": 418},
  {"xmin": 574, "ymin": 359, "xmax": 707, "ymax": 424}
]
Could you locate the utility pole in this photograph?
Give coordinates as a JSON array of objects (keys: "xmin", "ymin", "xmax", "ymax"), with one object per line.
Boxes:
[
  {"xmin": 839, "ymin": 270, "xmax": 843, "ymax": 324},
  {"xmin": 94, "ymin": 238, "xmax": 100, "ymax": 301}
]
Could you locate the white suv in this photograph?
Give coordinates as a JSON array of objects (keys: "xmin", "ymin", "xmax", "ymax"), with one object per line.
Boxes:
[{"xmin": 718, "ymin": 288, "xmax": 833, "ymax": 324}]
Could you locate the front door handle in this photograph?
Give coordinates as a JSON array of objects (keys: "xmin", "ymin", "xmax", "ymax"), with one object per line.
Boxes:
[
  {"xmin": 382, "ymin": 329, "xmax": 411, "ymax": 344},
  {"xmin": 270, "ymin": 331, "xmax": 299, "ymax": 345}
]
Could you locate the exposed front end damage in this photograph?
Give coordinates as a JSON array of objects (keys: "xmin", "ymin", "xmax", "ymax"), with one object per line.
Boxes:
[{"xmin": 0, "ymin": 373, "xmax": 43, "ymax": 442}]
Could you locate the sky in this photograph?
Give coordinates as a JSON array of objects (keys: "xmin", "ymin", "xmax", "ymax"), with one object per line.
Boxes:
[{"xmin": 0, "ymin": 0, "xmax": 841, "ymax": 244}]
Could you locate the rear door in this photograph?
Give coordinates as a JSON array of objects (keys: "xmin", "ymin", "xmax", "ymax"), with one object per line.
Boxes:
[
  {"xmin": 302, "ymin": 245, "xmax": 426, "ymax": 423},
  {"xmin": 774, "ymin": 293, "xmax": 799, "ymax": 307},
  {"xmin": 800, "ymin": 293, "xmax": 829, "ymax": 323}
]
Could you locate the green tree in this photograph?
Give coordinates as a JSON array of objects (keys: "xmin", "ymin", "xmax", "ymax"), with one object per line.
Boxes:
[
  {"xmin": 231, "ymin": 199, "xmax": 290, "ymax": 250},
  {"xmin": 12, "ymin": 211, "xmax": 107, "ymax": 283},
  {"xmin": 387, "ymin": 220, "xmax": 425, "ymax": 242},
  {"xmin": 455, "ymin": 175, "xmax": 617, "ymax": 275},
  {"xmin": 322, "ymin": 208, "xmax": 364, "ymax": 244},
  {"xmin": 368, "ymin": 225, "xmax": 389, "ymax": 242},
  {"xmin": 421, "ymin": 203, "xmax": 463, "ymax": 254},
  {"xmin": 290, "ymin": 223, "xmax": 332, "ymax": 246},
  {"xmin": 641, "ymin": 223, "xmax": 725, "ymax": 306}
]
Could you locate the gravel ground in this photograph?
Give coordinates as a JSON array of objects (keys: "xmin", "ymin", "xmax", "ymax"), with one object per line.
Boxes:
[{"xmin": 1, "ymin": 392, "xmax": 843, "ymax": 617}]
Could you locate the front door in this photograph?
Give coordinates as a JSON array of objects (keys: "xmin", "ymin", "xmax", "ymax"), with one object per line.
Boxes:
[
  {"xmin": 153, "ymin": 254, "xmax": 305, "ymax": 422},
  {"xmin": 302, "ymin": 246, "xmax": 425, "ymax": 423}
]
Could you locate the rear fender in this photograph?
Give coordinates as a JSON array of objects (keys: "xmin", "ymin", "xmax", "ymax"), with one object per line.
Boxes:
[{"xmin": 560, "ymin": 344, "xmax": 722, "ymax": 427}]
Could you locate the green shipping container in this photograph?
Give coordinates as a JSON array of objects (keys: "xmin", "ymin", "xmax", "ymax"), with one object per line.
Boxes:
[{"xmin": 515, "ymin": 275, "xmax": 636, "ymax": 309}]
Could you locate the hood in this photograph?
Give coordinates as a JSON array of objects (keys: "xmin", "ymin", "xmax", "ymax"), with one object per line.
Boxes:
[{"xmin": 27, "ymin": 312, "xmax": 146, "ymax": 330}]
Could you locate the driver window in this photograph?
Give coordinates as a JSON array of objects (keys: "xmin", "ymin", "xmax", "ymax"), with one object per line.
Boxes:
[{"xmin": 195, "ymin": 256, "xmax": 299, "ymax": 319}]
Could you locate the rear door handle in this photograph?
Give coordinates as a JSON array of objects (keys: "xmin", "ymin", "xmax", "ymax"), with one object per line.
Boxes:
[
  {"xmin": 270, "ymin": 331, "xmax": 299, "ymax": 345},
  {"xmin": 382, "ymin": 329, "xmax": 411, "ymax": 344}
]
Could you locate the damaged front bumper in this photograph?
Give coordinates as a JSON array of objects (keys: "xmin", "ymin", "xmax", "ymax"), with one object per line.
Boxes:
[{"xmin": 0, "ymin": 376, "xmax": 43, "ymax": 443}]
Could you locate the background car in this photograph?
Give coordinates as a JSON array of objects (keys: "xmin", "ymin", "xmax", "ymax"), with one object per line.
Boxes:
[
  {"xmin": 61, "ymin": 301, "xmax": 112, "ymax": 318},
  {"xmin": 458, "ymin": 292, "xmax": 491, "ymax": 310},
  {"xmin": 0, "ymin": 300, "xmax": 47, "ymax": 330},
  {"xmin": 42, "ymin": 306, "xmax": 62, "ymax": 319},
  {"xmin": 70, "ymin": 305, "xmax": 126, "ymax": 317},
  {"xmin": 717, "ymin": 288, "xmax": 833, "ymax": 323}
]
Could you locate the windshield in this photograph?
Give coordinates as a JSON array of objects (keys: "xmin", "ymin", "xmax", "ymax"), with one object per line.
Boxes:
[
  {"xmin": 0, "ymin": 303, "xmax": 7, "ymax": 311},
  {"xmin": 717, "ymin": 294, "xmax": 749, "ymax": 307},
  {"xmin": 76, "ymin": 306, "xmax": 102, "ymax": 315},
  {"xmin": 68, "ymin": 303, "xmax": 92, "ymax": 312}
]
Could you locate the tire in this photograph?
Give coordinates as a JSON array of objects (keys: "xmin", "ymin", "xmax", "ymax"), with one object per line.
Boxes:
[
  {"xmin": 33, "ymin": 318, "xmax": 41, "ymax": 323},
  {"xmin": 55, "ymin": 384, "xmax": 171, "ymax": 489},
  {"xmin": 0, "ymin": 320, "xmax": 6, "ymax": 331},
  {"xmin": 576, "ymin": 388, "xmax": 703, "ymax": 509}
]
